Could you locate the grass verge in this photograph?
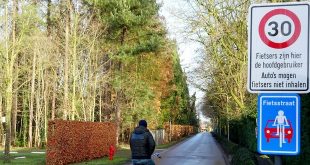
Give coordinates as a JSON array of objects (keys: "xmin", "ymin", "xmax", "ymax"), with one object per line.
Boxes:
[
  {"xmin": 75, "ymin": 136, "xmax": 192, "ymax": 165},
  {"xmin": 0, "ymin": 148, "xmax": 46, "ymax": 165},
  {"xmin": 71, "ymin": 147, "xmax": 131, "ymax": 165},
  {"xmin": 0, "ymin": 147, "xmax": 130, "ymax": 165},
  {"xmin": 0, "ymin": 136, "xmax": 191, "ymax": 165}
]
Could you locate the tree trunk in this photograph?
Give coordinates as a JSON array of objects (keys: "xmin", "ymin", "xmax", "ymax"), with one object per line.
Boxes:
[
  {"xmin": 0, "ymin": 96, "xmax": 3, "ymax": 146},
  {"xmin": 51, "ymin": 78, "xmax": 56, "ymax": 120},
  {"xmin": 47, "ymin": 0, "xmax": 54, "ymax": 122},
  {"xmin": 35, "ymin": 91, "xmax": 40, "ymax": 147},
  {"xmin": 63, "ymin": 0, "xmax": 71, "ymax": 120},
  {"xmin": 71, "ymin": 9, "xmax": 78, "ymax": 120},
  {"xmin": 11, "ymin": 79, "xmax": 18, "ymax": 146},
  {"xmin": 44, "ymin": 80, "xmax": 49, "ymax": 144},
  {"xmin": 34, "ymin": 66, "xmax": 43, "ymax": 147},
  {"xmin": 4, "ymin": 0, "xmax": 17, "ymax": 161},
  {"xmin": 92, "ymin": 76, "xmax": 98, "ymax": 122},
  {"xmin": 29, "ymin": 45, "xmax": 37, "ymax": 148},
  {"xmin": 115, "ymin": 92, "xmax": 121, "ymax": 146},
  {"xmin": 22, "ymin": 92, "xmax": 29, "ymax": 147},
  {"xmin": 35, "ymin": 87, "xmax": 41, "ymax": 147},
  {"xmin": 99, "ymin": 91, "xmax": 102, "ymax": 122},
  {"xmin": 47, "ymin": 0, "xmax": 52, "ymax": 36}
]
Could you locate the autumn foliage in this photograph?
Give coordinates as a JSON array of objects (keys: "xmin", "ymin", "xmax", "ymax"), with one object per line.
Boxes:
[
  {"xmin": 164, "ymin": 124, "xmax": 195, "ymax": 142},
  {"xmin": 46, "ymin": 120, "xmax": 116, "ymax": 165}
]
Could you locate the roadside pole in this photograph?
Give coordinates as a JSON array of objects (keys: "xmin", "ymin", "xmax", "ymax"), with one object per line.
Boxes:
[{"xmin": 275, "ymin": 156, "xmax": 282, "ymax": 165}]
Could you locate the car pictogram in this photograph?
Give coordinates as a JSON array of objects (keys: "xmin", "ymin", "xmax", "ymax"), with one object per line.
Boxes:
[{"xmin": 264, "ymin": 120, "xmax": 293, "ymax": 143}]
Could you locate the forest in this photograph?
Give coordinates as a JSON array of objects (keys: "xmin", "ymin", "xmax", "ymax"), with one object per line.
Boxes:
[
  {"xmin": 1, "ymin": 0, "xmax": 310, "ymax": 164},
  {"xmin": 0, "ymin": 0, "xmax": 198, "ymax": 149}
]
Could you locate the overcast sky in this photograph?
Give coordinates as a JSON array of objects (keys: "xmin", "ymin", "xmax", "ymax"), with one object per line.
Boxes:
[{"xmin": 157, "ymin": 0, "xmax": 208, "ymax": 122}]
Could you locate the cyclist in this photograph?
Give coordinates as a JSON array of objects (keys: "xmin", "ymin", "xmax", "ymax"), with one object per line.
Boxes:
[{"xmin": 273, "ymin": 110, "xmax": 289, "ymax": 143}]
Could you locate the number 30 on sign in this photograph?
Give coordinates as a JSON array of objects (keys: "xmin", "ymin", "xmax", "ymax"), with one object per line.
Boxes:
[{"xmin": 258, "ymin": 8, "xmax": 301, "ymax": 49}]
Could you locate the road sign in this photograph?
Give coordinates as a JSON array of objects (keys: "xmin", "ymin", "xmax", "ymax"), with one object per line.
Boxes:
[
  {"xmin": 248, "ymin": 3, "xmax": 310, "ymax": 93},
  {"xmin": 257, "ymin": 93, "xmax": 300, "ymax": 155}
]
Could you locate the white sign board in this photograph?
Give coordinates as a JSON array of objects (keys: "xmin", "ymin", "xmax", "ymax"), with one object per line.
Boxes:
[{"xmin": 248, "ymin": 2, "xmax": 310, "ymax": 93}]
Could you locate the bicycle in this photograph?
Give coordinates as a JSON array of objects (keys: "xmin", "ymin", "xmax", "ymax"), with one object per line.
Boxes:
[{"xmin": 273, "ymin": 123, "xmax": 289, "ymax": 148}]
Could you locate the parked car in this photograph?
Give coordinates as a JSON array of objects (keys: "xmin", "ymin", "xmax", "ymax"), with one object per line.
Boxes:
[{"xmin": 264, "ymin": 120, "xmax": 293, "ymax": 143}]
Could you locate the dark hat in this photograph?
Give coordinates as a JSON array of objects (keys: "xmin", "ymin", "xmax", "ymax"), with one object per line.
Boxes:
[{"xmin": 139, "ymin": 120, "xmax": 147, "ymax": 128}]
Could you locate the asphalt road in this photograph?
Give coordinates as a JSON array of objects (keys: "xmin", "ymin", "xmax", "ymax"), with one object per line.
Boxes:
[{"xmin": 154, "ymin": 132, "xmax": 227, "ymax": 165}]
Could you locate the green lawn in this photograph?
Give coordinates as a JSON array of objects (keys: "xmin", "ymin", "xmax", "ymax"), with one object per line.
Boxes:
[
  {"xmin": 0, "ymin": 148, "xmax": 46, "ymax": 165},
  {"xmin": 0, "ymin": 147, "xmax": 130, "ymax": 165},
  {"xmin": 0, "ymin": 137, "xmax": 190, "ymax": 165},
  {"xmin": 71, "ymin": 147, "xmax": 131, "ymax": 165},
  {"xmin": 71, "ymin": 138, "xmax": 189, "ymax": 165}
]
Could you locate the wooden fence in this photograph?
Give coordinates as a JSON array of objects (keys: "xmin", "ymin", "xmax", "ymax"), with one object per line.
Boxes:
[{"xmin": 150, "ymin": 124, "xmax": 195, "ymax": 145}]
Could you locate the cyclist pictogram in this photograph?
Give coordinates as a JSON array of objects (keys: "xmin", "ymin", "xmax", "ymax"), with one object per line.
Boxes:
[{"xmin": 272, "ymin": 110, "xmax": 290, "ymax": 148}]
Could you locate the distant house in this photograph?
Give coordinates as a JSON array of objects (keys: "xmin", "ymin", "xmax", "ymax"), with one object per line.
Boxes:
[{"xmin": 200, "ymin": 123, "xmax": 206, "ymax": 132}]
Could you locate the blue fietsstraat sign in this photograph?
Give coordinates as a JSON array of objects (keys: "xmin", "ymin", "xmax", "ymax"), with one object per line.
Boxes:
[{"xmin": 258, "ymin": 93, "xmax": 300, "ymax": 155}]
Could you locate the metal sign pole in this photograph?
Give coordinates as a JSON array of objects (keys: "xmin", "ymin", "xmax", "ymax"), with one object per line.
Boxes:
[{"xmin": 275, "ymin": 155, "xmax": 282, "ymax": 165}]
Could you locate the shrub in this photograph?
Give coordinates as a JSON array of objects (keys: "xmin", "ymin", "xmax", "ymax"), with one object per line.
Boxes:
[
  {"xmin": 231, "ymin": 147, "xmax": 257, "ymax": 165},
  {"xmin": 46, "ymin": 120, "xmax": 116, "ymax": 165},
  {"xmin": 163, "ymin": 124, "xmax": 195, "ymax": 142}
]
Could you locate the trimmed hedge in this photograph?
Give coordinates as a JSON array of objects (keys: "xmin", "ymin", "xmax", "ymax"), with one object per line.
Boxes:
[
  {"xmin": 231, "ymin": 147, "xmax": 257, "ymax": 165},
  {"xmin": 211, "ymin": 132, "xmax": 238, "ymax": 155},
  {"xmin": 211, "ymin": 132, "xmax": 257, "ymax": 165},
  {"xmin": 164, "ymin": 124, "xmax": 195, "ymax": 142},
  {"xmin": 46, "ymin": 120, "xmax": 116, "ymax": 165}
]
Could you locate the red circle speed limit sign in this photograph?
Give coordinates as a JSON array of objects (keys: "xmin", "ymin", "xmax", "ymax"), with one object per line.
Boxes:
[
  {"xmin": 248, "ymin": 3, "xmax": 310, "ymax": 94},
  {"xmin": 258, "ymin": 9, "xmax": 301, "ymax": 49}
]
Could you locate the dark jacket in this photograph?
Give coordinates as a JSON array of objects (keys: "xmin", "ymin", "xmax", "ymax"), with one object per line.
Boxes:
[{"xmin": 130, "ymin": 126, "xmax": 155, "ymax": 159}]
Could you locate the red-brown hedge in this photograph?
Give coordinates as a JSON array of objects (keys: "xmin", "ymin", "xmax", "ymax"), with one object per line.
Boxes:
[
  {"xmin": 164, "ymin": 124, "xmax": 195, "ymax": 142},
  {"xmin": 46, "ymin": 120, "xmax": 116, "ymax": 165}
]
